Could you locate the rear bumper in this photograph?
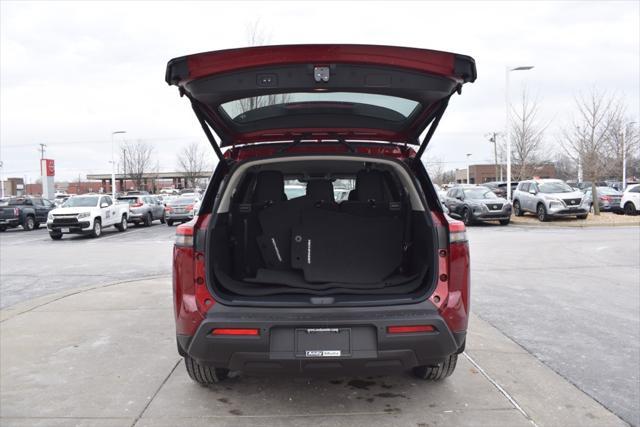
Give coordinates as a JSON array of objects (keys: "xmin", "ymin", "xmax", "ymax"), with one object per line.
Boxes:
[
  {"xmin": 178, "ymin": 300, "xmax": 466, "ymax": 374},
  {"xmin": 166, "ymin": 212, "xmax": 194, "ymax": 221}
]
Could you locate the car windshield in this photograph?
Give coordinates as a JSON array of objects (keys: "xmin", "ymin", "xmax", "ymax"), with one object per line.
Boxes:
[
  {"xmin": 220, "ymin": 92, "xmax": 420, "ymax": 123},
  {"xmin": 463, "ymin": 188, "xmax": 498, "ymax": 199},
  {"xmin": 538, "ymin": 182, "xmax": 573, "ymax": 193},
  {"xmin": 63, "ymin": 196, "xmax": 98, "ymax": 207}
]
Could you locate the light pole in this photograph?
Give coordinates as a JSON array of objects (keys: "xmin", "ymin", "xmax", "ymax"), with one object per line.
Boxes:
[
  {"xmin": 505, "ymin": 65, "xmax": 534, "ymax": 200},
  {"xmin": 111, "ymin": 131, "xmax": 126, "ymax": 199},
  {"xmin": 466, "ymin": 153, "xmax": 472, "ymax": 184},
  {"xmin": 622, "ymin": 122, "xmax": 636, "ymax": 190}
]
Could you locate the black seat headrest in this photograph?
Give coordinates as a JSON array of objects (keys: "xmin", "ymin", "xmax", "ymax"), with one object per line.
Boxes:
[
  {"xmin": 253, "ymin": 170, "xmax": 286, "ymax": 203},
  {"xmin": 306, "ymin": 180, "xmax": 335, "ymax": 202},
  {"xmin": 355, "ymin": 170, "xmax": 386, "ymax": 203}
]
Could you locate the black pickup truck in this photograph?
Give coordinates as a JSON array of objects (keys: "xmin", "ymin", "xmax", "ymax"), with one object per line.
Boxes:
[{"xmin": 0, "ymin": 196, "xmax": 55, "ymax": 231}]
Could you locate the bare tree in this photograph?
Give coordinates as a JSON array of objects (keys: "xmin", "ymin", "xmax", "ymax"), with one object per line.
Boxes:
[
  {"xmin": 560, "ymin": 89, "xmax": 623, "ymax": 182},
  {"xmin": 553, "ymin": 152, "xmax": 578, "ymax": 182},
  {"xmin": 509, "ymin": 90, "xmax": 548, "ymax": 180},
  {"xmin": 177, "ymin": 142, "xmax": 210, "ymax": 188},
  {"xmin": 425, "ymin": 156, "xmax": 446, "ymax": 185},
  {"xmin": 604, "ymin": 117, "xmax": 639, "ymax": 181},
  {"xmin": 121, "ymin": 140, "xmax": 155, "ymax": 191}
]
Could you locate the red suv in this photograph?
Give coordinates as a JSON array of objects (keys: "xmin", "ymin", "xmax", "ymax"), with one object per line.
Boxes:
[{"xmin": 167, "ymin": 45, "xmax": 475, "ymax": 385}]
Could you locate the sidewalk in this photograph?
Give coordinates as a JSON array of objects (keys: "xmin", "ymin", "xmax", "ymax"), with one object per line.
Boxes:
[{"xmin": 0, "ymin": 278, "xmax": 628, "ymax": 427}]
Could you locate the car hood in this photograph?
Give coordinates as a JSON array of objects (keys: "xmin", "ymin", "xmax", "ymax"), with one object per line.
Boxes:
[
  {"xmin": 468, "ymin": 197, "xmax": 509, "ymax": 204},
  {"xmin": 166, "ymin": 44, "xmax": 476, "ymax": 158},
  {"xmin": 542, "ymin": 191, "xmax": 584, "ymax": 200}
]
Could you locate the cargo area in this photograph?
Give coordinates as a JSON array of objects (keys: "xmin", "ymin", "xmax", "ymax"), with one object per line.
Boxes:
[{"xmin": 207, "ymin": 156, "xmax": 437, "ymax": 302}]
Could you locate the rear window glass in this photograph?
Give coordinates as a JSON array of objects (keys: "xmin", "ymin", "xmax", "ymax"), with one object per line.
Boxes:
[
  {"xmin": 117, "ymin": 197, "xmax": 140, "ymax": 205},
  {"xmin": 173, "ymin": 197, "xmax": 197, "ymax": 204},
  {"xmin": 220, "ymin": 92, "xmax": 420, "ymax": 123}
]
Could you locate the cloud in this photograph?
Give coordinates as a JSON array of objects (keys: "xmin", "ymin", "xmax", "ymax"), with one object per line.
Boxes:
[{"xmin": 1, "ymin": 1, "xmax": 638, "ymax": 181}]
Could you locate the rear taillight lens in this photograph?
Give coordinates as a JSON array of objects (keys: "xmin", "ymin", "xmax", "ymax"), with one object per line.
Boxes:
[
  {"xmin": 131, "ymin": 198, "xmax": 143, "ymax": 208},
  {"xmin": 430, "ymin": 212, "xmax": 471, "ymax": 333},
  {"xmin": 13, "ymin": 208, "xmax": 19, "ymax": 216},
  {"xmin": 185, "ymin": 204, "xmax": 194, "ymax": 211},
  {"xmin": 448, "ymin": 220, "xmax": 468, "ymax": 243},
  {"xmin": 165, "ymin": 206, "xmax": 173, "ymax": 212},
  {"xmin": 601, "ymin": 195, "xmax": 611, "ymax": 201},
  {"xmin": 175, "ymin": 222, "xmax": 194, "ymax": 247},
  {"xmin": 173, "ymin": 214, "xmax": 214, "ymax": 336},
  {"xmin": 387, "ymin": 325, "xmax": 435, "ymax": 334}
]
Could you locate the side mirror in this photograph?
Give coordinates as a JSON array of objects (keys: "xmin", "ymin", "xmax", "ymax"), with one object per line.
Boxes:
[{"xmin": 100, "ymin": 202, "xmax": 108, "ymax": 208}]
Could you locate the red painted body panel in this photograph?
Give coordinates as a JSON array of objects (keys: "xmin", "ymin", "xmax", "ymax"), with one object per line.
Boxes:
[
  {"xmin": 225, "ymin": 142, "xmax": 417, "ymax": 161},
  {"xmin": 179, "ymin": 44, "xmax": 460, "ymax": 85}
]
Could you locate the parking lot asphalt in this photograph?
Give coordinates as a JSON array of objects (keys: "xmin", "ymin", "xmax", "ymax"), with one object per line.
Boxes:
[
  {"xmin": 0, "ymin": 278, "xmax": 626, "ymax": 427},
  {"xmin": 468, "ymin": 225, "xmax": 640, "ymax": 426},
  {"xmin": 0, "ymin": 223, "xmax": 175, "ymax": 309},
  {"xmin": 1, "ymin": 222, "xmax": 638, "ymax": 426}
]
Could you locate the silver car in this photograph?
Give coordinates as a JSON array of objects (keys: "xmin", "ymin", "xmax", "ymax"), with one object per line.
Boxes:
[
  {"xmin": 165, "ymin": 196, "xmax": 199, "ymax": 226},
  {"xmin": 117, "ymin": 195, "xmax": 166, "ymax": 226},
  {"xmin": 513, "ymin": 179, "xmax": 588, "ymax": 221}
]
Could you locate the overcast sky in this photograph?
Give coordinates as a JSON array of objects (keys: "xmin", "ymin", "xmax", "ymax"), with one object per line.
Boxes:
[{"xmin": 1, "ymin": 1, "xmax": 638, "ymax": 182}]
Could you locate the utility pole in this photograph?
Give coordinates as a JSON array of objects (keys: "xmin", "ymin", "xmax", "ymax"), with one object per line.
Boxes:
[
  {"xmin": 39, "ymin": 143, "xmax": 47, "ymax": 159},
  {"xmin": 487, "ymin": 132, "xmax": 500, "ymax": 181}
]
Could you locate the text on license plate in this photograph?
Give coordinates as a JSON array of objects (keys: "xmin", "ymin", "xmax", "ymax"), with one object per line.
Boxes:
[{"xmin": 305, "ymin": 350, "xmax": 341, "ymax": 357}]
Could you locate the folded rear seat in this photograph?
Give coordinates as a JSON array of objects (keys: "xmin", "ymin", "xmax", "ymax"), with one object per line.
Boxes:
[
  {"xmin": 257, "ymin": 178, "xmax": 337, "ymax": 270},
  {"xmin": 291, "ymin": 170, "xmax": 405, "ymax": 284}
]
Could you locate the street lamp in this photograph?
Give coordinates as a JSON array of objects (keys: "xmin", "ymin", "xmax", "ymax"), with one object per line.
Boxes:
[
  {"xmin": 622, "ymin": 122, "xmax": 636, "ymax": 190},
  {"xmin": 505, "ymin": 65, "xmax": 534, "ymax": 200},
  {"xmin": 111, "ymin": 131, "xmax": 126, "ymax": 199},
  {"xmin": 466, "ymin": 153, "xmax": 473, "ymax": 184}
]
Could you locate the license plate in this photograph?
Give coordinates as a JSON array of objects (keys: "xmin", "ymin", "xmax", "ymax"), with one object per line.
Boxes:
[
  {"xmin": 174, "ymin": 208, "xmax": 184, "ymax": 213},
  {"xmin": 296, "ymin": 328, "xmax": 350, "ymax": 358},
  {"xmin": 61, "ymin": 228, "xmax": 70, "ymax": 233}
]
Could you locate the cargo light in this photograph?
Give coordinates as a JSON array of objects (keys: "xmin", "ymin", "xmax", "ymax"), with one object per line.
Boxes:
[
  {"xmin": 212, "ymin": 328, "xmax": 260, "ymax": 336},
  {"xmin": 387, "ymin": 325, "xmax": 435, "ymax": 334}
]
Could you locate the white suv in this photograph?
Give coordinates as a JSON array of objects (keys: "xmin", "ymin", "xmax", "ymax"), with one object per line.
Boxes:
[
  {"xmin": 513, "ymin": 179, "xmax": 588, "ymax": 221},
  {"xmin": 621, "ymin": 184, "xmax": 640, "ymax": 215}
]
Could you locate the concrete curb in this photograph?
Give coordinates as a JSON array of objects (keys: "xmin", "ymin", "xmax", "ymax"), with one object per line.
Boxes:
[{"xmin": 509, "ymin": 221, "xmax": 640, "ymax": 228}]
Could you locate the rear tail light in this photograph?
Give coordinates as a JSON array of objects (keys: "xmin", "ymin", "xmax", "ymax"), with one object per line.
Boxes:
[
  {"xmin": 131, "ymin": 198, "xmax": 143, "ymax": 208},
  {"xmin": 185, "ymin": 204, "xmax": 194, "ymax": 211},
  {"xmin": 165, "ymin": 206, "xmax": 173, "ymax": 212},
  {"xmin": 448, "ymin": 220, "xmax": 468, "ymax": 243},
  {"xmin": 175, "ymin": 222, "xmax": 194, "ymax": 247},
  {"xmin": 387, "ymin": 325, "xmax": 435, "ymax": 334},
  {"xmin": 601, "ymin": 195, "xmax": 612, "ymax": 201},
  {"xmin": 13, "ymin": 208, "xmax": 19, "ymax": 216},
  {"xmin": 212, "ymin": 328, "xmax": 260, "ymax": 336}
]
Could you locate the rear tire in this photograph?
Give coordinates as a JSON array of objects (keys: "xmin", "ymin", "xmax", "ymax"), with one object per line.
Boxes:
[
  {"xmin": 513, "ymin": 200, "xmax": 524, "ymax": 217},
  {"xmin": 412, "ymin": 354, "xmax": 458, "ymax": 381},
  {"xmin": 115, "ymin": 215, "xmax": 128, "ymax": 232},
  {"xmin": 23, "ymin": 216, "xmax": 35, "ymax": 231},
  {"xmin": 0, "ymin": 226, "xmax": 6, "ymax": 232},
  {"xmin": 499, "ymin": 218, "xmax": 510, "ymax": 225},
  {"xmin": 184, "ymin": 356, "xmax": 229, "ymax": 386},
  {"xmin": 49, "ymin": 232, "xmax": 62, "ymax": 240},
  {"xmin": 167, "ymin": 220, "xmax": 174, "ymax": 226},
  {"xmin": 144, "ymin": 212, "xmax": 153, "ymax": 227},
  {"xmin": 91, "ymin": 219, "xmax": 102, "ymax": 238},
  {"xmin": 624, "ymin": 202, "xmax": 637, "ymax": 216},
  {"xmin": 536, "ymin": 204, "xmax": 549, "ymax": 222}
]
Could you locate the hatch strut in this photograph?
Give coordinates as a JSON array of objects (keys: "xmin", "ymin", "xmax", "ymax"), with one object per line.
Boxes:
[
  {"xmin": 414, "ymin": 89, "xmax": 457, "ymax": 160},
  {"xmin": 188, "ymin": 98, "xmax": 230, "ymax": 165}
]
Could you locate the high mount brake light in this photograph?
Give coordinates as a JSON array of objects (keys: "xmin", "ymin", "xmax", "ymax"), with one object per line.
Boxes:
[{"xmin": 175, "ymin": 223, "xmax": 194, "ymax": 247}]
